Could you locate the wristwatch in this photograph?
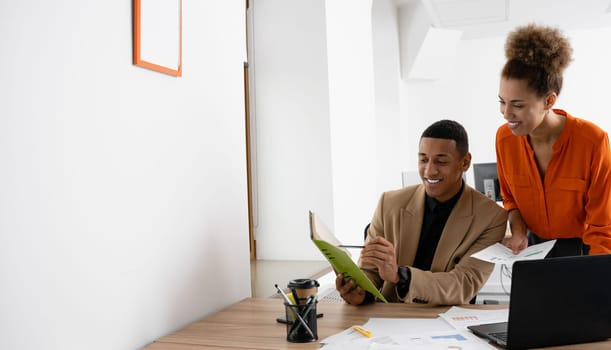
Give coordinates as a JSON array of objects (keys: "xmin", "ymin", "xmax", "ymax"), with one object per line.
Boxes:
[{"xmin": 396, "ymin": 266, "xmax": 411, "ymax": 301}]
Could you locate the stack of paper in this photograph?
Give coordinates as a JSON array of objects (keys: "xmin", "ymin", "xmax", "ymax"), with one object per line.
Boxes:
[{"xmin": 320, "ymin": 307, "xmax": 508, "ymax": 349}]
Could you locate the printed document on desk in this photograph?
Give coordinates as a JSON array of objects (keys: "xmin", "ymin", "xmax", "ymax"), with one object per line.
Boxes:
[
  {"xmin": 321, "ymin": 317, "xmax": 495, "ymax": 349},
  {"xmin": 439, "ymin": 306, "xmax": 509, "ymax": 331},
  {"xmin": 309, "ymin": 211, "xmax": 388, "ymax": 303},
  {"xmin": 470, "ymin": 239, "xmax": 556, "ymax": 265}
]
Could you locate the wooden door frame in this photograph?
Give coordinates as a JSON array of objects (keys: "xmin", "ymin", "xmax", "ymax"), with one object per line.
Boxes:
[{"xmin": 244, "ymin": 62, "xmax": 256, "ymax": 260}]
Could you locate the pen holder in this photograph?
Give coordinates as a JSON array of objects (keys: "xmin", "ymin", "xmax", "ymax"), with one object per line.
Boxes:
[{"xmin": 284, "ymin": 300, "xmax": 318, "ymax": 343}]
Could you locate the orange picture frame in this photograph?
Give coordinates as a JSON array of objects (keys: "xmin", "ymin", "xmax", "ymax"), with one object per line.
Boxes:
[{"xmin": 133, "ymin": 0, "xmax": 182, "ymax": 76}]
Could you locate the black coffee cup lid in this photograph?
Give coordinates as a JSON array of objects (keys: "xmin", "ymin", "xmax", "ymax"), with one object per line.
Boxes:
[{"xmin": 287, "ymin": 278, "xmax": 320, "ymax": 289}]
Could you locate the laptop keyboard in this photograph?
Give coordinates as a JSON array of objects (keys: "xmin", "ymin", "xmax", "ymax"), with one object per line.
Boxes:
[
  {"xmin": 319, "ymin": 288, "xmax": 346, "ymax": 303},
  {"xmin": 490, "ymin": 331, "xmax": 508, "ymax": 343}
]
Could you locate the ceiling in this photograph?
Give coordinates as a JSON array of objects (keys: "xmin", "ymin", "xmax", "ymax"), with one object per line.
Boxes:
[{"xmin": 394, "ymin": 0, "xmax": 611, "ymax": 39}]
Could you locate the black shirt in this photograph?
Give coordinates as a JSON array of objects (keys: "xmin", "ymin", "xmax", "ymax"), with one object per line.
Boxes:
[{"xmin": 413, "ymin": 182, "xmax": 464, "ymax": 271}]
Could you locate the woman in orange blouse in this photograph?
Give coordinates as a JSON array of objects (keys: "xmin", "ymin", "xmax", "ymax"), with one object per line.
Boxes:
[{"xmin": 496, "ymin": 23, "xmax": 611, "ymax": 256}]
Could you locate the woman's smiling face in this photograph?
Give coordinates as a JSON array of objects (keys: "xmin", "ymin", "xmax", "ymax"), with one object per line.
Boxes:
[{"xmin": 498, "ymin": 77, "xmax": 549, "ymax": 136}]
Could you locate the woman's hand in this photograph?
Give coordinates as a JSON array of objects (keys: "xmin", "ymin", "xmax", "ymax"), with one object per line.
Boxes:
[
  {"xmin": 505, "ymin": 209, "xmax": 529, "ymax": 254},
  {"xmin": 505, "ymin": 231, "xmax": 528, "ymax": 254}
]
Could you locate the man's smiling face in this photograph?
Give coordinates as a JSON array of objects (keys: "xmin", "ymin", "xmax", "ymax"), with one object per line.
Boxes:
[{"xmin": 418, "ymin": 137, "xmax": 470, "ymax": 202}]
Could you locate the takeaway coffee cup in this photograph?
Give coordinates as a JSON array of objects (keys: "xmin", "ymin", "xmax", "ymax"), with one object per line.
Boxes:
[{"xmin": 287, "ymin": 279, "xmax": 319, "ymax": 304}]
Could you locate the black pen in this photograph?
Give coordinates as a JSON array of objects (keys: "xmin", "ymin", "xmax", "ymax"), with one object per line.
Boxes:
[
  {"xmin": 290, "ymin": 287, "xmax": 300, "ymax": 305},
  {"xmin": 338, "ymin": 245, "xmax": 364, "ymax": 248}
]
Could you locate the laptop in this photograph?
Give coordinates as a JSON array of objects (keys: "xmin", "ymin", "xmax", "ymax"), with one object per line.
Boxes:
[{"xmin": 468, "ymin": 254, "xmax": 611, "ymax": 349}]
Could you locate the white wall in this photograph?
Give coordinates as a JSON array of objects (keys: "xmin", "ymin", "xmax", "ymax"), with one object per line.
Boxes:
[
  {"xmin": 252, "ymin": 2, "xmax": 611, "ymax": 261},
  {"xmin": 0, "ymin": 1, "xmax": 251, "ymax": 349},
  {"xmin": 558, "ymin": 27, "xmax": 611, "ymax": 130},
  {"xmin": 401, "ymin": 35, "xmax": 506, "ymax": 176},
  {"xmin": 371, "ymin": 0, "xmax": 403, "ymax": 201},
  {"xmin": 250, "ymin": 0, "xmax": 335, "ymax": 259},
  {"xmin": 326, "ymin": 0, "xmax": 379, "ymax": 245},
  {"xmin": 252, "ymin": 0, "xmax": 404, "ymax": 259},
  {"xmin": 400, "ymin": 26, "xmax": 611, "ymax": 183}
]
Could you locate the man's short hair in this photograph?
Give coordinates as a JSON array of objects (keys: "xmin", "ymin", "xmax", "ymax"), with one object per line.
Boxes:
[{"xmin": 420, "ymin": 120, "xmax": 469, "ymax": 156}]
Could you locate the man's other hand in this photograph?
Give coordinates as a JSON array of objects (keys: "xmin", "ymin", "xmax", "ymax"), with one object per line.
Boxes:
[{"xmin": 335, "ymin": 273, "xmax": 365, "ymax": 305}]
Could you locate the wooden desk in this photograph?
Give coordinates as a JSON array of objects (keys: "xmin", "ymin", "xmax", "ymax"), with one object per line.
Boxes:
[{"xmin": 144, "ymin": 297, "xmax": 611, "ymax": 350}]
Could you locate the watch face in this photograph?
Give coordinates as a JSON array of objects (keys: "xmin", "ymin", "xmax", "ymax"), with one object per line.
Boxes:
[
  {"xmin": 396, "ymin": 266, "xmax": 411, "ymax": 298},
  {"xmin": 396, "ymin": 267, "xmax": 410, "ymax": 300},
  {"xmin": 398, "ymin": 266, "xmax": 410, "ymax": 283}
]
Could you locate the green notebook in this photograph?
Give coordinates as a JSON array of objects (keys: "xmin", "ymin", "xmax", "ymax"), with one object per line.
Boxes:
[{"xmin": 309, "ymin": 211, "xmax": 388, "ymax": 303}]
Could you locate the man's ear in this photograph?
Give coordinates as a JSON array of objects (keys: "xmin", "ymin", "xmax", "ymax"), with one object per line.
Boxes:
[{"xmin": 462, "ymin": 152, "xmax": 472, "ymax": 171}]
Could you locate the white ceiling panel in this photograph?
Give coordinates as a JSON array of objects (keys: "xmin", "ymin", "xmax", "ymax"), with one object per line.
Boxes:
[
  {"xmin": 395, "ymin": 0, "xmax": 611, "ymax": 39},
  {"xmin": 430, "ymin": 0, "xmax": 507, "ymax": 26}
]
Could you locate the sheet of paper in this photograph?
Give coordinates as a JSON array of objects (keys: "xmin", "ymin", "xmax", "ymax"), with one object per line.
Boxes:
[
  {"xmin": 320, "ymin": 317, "xmax": 452, "ymax": 345},
  {"xmin": 381, "ymin": 330, "xmax": 496, "ymax": 350},
  {"xmin": 470, "ymin": 239, "xmax": 556, "ymax": 265},
  {"xmin": 322, "ymin": 335, "xmax": 494, "ymax": 350},
  {"xmin": 309, "ymin": 210, "xmax": 344, "ymax": 247},
  {"xmin": 439, "ymin": 306, "xmax": 509, "ymax": 331},
  {"xmin": 322, "ymin": 328, "xmax": 495, "ymax": 350},
  {"xmin": 362, "ymin": 317, "xmax": 455, "ymax": 336}
]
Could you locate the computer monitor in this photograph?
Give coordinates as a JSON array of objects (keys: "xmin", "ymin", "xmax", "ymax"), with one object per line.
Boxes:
[{"xmin": 473, "ymin": 162, "xmax": 502, "ymax": 202}]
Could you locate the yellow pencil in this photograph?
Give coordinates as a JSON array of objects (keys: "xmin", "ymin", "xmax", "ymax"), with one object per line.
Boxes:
[{"xmin": 352, "ymin": 325, "xmax": 372, "ymax": 338}]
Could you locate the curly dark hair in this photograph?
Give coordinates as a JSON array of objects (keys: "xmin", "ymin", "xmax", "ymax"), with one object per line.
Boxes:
[
  {"xmin": 501, "ymin": 23, "xmax": 573, "ymax": 97},
  {"xmin": 421, "ymin": 119, "xmax": 469, "ymax": 156}
]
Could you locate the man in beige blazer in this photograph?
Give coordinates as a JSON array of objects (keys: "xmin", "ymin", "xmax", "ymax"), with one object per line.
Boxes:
[{"xmin": 336, "ymin": 120, "xmax": 507, "ymax": 305}]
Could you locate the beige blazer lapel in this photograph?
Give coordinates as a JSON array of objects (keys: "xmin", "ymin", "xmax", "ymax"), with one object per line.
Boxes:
[
  {"xmin": 397, "ymin": 185, "xmax": 426, "ymax": 266},
  {"xmin": 431, "ymin": 188, "xmax": 475, "ymax": 272}
]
